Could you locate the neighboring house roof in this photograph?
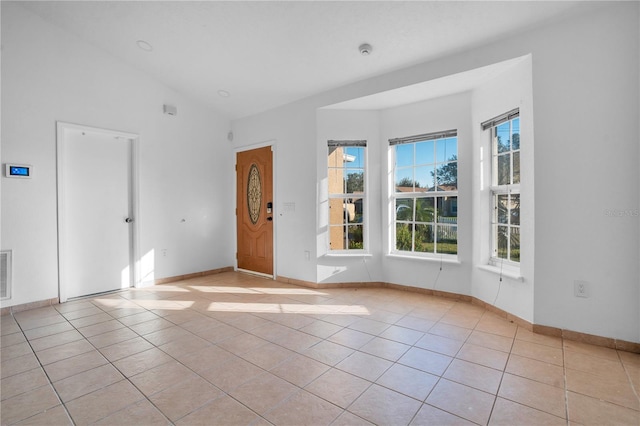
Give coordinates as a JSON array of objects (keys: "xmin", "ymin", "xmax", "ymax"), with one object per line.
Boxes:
[
  {"xmin": 395, "ymin": 185, "xmax": 457, "ymax": 193},
  {"xmin": 396, "ymin": 186, "xmax": 427, "ymax": 193}
]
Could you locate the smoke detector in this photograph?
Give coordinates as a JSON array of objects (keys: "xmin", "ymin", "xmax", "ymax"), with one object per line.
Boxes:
[{"xmin": 359, "ymin": 43, "xmax": 372, "ymax": 56}]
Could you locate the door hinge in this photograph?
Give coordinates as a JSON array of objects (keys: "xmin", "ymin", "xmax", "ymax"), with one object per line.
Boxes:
[{"xmin": 235, "ymin": 252, "xmax": 238, "ymax": 259}]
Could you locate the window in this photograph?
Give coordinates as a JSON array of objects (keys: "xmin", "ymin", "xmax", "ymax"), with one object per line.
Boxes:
[
  {"xmin": 390, "ymin": 130, "xmax": 458, "ymax": 256},
  {"xmin": 484, "ymin": 109, "xmax": 520, "ymax": 263},
  {"xmin": 327, "ymin": 140, "xmax": 366, "ymax": 251}
]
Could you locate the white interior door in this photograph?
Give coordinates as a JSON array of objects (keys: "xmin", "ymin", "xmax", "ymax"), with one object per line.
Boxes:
[{"xmin": 60, "ymin": 126, "xmax": 134, "ymax": 299}]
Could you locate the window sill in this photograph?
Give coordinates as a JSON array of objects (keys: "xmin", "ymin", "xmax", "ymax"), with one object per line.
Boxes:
[
  {"xmin": 386, "ymin": 253, "xmax": 461, "ymax": 265},
  {"xmin": 477, "ymin": 264, "xmax": 523, "ymax": 281},
  {"xmin": 323, "ymin": 252, "xmax": 372, "ymax": 258}
]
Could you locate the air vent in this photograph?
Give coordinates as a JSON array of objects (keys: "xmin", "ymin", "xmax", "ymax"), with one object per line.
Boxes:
[{"xmin": 1, "ymin": 250, "xmax": 12, "ymax": 300}]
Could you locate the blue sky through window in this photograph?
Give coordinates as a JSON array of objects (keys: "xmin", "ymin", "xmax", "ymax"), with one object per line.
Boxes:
[{"xmin": 395, "ymin": 136, "xmax": 458, "ymax": 190}]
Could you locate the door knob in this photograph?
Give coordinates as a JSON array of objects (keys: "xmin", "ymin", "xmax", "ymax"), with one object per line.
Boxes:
[{"xmin": 124, "ymin": 217, "xmax": 134, "ymax": 223}]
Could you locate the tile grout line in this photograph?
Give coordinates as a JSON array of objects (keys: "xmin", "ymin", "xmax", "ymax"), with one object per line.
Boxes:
[
  {"xmin": 239, "ymin": 292, "xmax": 425, "ymax": 424},
  {"xmin": 86, "ymin": 297, "xmax": 182, "ymax": 425},
  {"xmin": 230, "ymin": 284, "xmax": 403, "ymax": 424},
  {"xmin": 9, "ymin": 310, "xmax": 76, "ymax": 426},
  {"xmin": 405, "ymin": 299, "xmax": 501, "ymax": 424},
  {"xmin": 111, "ymin": 285, "xmax": 342, "ymax": 424},
  {"xmin": 87, "ymin": 293, "xmax": 269, "ymax": 425},
  {"xmin": 616, "ymin": 350, "xmax": 640, "ymax": 407},
  {"xmin": 53, "ymin": 295, "xmax": 175, "ymax": 426},
  {"xmin": 13, "ymin": 293, "xmax": 473, "ymax": 425},
  {"xmin": 405, "ymin": 304, "xmax": 487, "ymax": 425},
  {"xmin": 486, "ymin": 324, "xmax": 519, "ymax": 426},
  {"xmin": 242, "ymin": 307, "xmax": 372, "ymax": 423},
  {"xmin": 8, "ymin": 275, "xmax": 618, "ymax": 425},
  {"xmin": 9, "ymin": 299, "xmax": 292, "ymax": 426},
  {"xmin": 561, "ymin": 337, "xmax": 570, "ymax": 423}
]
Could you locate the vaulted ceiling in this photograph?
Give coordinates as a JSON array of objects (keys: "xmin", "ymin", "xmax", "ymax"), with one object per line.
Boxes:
[{"xmin": 18, "ymin": 1, "xmax": 598, "ymax": 119}]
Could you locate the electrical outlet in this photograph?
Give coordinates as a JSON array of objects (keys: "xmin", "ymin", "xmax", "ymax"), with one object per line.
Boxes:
[
  {"xmin": 574, "ymin": 280, "xmax": 589, "ymax": 298},
  {"xmin": 162, "ymin": 249, "xmax": 167, "ymax": 257}
]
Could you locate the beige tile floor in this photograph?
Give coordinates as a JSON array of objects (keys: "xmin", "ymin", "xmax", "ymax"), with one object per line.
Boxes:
[{"xmin": 1, "ymin": 272, "xmax": 639, "ymax": 425}]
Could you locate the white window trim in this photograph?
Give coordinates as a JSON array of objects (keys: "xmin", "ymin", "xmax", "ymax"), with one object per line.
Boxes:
[
  {"xmin": 488, "ymin": 113, "xmax": 521, "ymax": 268},
  {"xmin": 387, "ymin": 253, "xmax": 461, "ymax": 264},
  {"xmin": 324, "ymin": 252, "xmax": 373, "ymax": 258},
  {"xmin": 477, "ymin": 264, "xmax": 523, "ymax": 281},
  {"xmin": 490, "ymin": 184, "xmax": 520, "ymax": 194},
  {"xmin": 327, "ymin": 141, "xmax": 368, "ymax": 254},
  {"xmin": 389, "ymin": 134, "xmax": 459, "ymax": 260},
  {"xmin": 489, "ymin": 253, "xmax": 520, "ymax": 270}
]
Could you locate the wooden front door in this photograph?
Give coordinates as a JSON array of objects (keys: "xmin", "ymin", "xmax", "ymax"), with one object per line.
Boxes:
[{"xmin": 236, "ymin": 146, "xmax": 274, "ymax": 276}]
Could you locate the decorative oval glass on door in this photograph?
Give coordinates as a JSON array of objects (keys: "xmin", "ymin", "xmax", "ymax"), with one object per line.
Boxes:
[{"xmin": 247, "ymin": 164, "xmax": 262, "ymax": 224}]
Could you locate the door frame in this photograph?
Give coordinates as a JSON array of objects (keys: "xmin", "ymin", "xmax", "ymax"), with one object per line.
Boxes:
[
  {"xmin": 234, "ymin": 140, "xmax": 277, "ymax": 279},
  {"xmin": 56, "ymin": 122, "xmax": 140, "ymax": 303}
]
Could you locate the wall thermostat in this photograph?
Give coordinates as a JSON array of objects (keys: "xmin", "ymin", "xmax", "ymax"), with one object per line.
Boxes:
[{"xmin": 5, "ymin": 164, "xmax": 32, "ymax": 179}]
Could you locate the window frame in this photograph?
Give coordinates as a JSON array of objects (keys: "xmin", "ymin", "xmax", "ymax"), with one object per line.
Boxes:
[
  {"xmin": 327, "ymin": 140, "xmax": 368, "ymax": 253},
  {"xmin": 488, "ymin": 113, "xmax": 521, "ymax": 266},
  {"xmin": 389, "ymin": 131, "xmax": 459, "ymax": 259}
]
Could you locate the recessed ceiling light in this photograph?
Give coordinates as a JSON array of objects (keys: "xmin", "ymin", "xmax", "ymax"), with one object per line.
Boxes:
[
  {"xmin": 136, "ymin": 40, "xmax": 153, "ymax": 52},
  {"xmin": 218, "ymin": 90, "xmax": 231, "ymax": 98}
]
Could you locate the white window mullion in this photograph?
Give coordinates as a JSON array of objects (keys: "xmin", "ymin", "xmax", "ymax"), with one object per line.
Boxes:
[
  {"xmin": 509, "ymin": 120, "xmax": 514, "ymax": 185},
  {"xmin": 433, "ymin": 141, "xmax": 437, "ymax": 190},
  {"xmin": 507, "ymin": 192, "xmax": 511, "ymax": 260},
  {"xmin": 412, "ymin": 195, "xmax": 417, "ymax": 251},
  {"xmin": 344, "ymin": 203, "xmax": 349, "ymax": 249},
  {"xmin": 433, "ymin": 199, "xmax": 438, "ymax": 253}
]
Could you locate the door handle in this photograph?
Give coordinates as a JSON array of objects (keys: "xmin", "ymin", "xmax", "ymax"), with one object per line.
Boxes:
[
  {"xmin": 124, "ymin": 217, "xmax": 134, "ymax": 223},
  {"xmin": 267, "ymin": 217, "xmax": 273, "ymax": 221}
]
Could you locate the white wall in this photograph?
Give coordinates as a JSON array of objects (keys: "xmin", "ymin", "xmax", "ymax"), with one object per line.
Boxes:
[
  {"xmin": 528, "ymin": 4, "xmax": 639, "ymax": 342},
  {"xmin": 379, "ymin": 93, "xmax": 472, "ymax": 296},
  {"xmin": 471, "ymin": 57, "xmax": 535, "ymax": 323},
  {"xmin": 316, "ymin": 109, "xmax": 383, "ymax": 284},
  {"xmin": 230, "ymin": 104, "xmax": 319, "ymax": 283},
  {"xmin": 1, "ymin": 3, "xmax": 234, "ymax": 307},
  {"xmin": 233, "ymin": 3, "xmax": 639, "ymax": 342}
]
